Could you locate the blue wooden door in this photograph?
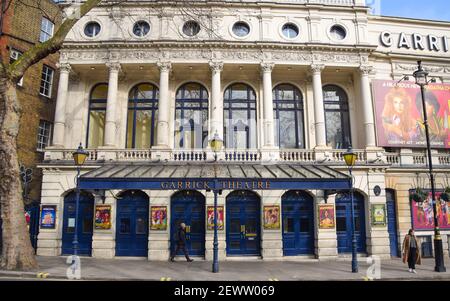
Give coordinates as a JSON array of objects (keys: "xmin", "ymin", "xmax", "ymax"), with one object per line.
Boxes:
[
  {"xmin": 386, "ymin": 190, "xmax": 400, "ymax": 257},
  {"xmin": 62, "ymin": 192, "xmax": 94, "ymax": 256},
  {"xmin": 336, "ymin": 193, "xmax": 366, "ymax": 254},
  {"xmin": 282, "ymin": 191, "xmax": 315, "ymax": 256},
  {"xmin": 226, "ymin": 191, "xmax": 261, "ymax": 256},
  {"xmin": 115, "ymin": 191, "xmax": 149, "ymax": 257},
  {"xmin": 171, "ymin": 191, "xmax": 205, "ymax": 257}
]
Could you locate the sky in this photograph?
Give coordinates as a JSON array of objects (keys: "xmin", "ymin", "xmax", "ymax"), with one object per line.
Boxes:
[{"xmin": 368, "ymin": 0, "xmax": 450, "ymax": 22}]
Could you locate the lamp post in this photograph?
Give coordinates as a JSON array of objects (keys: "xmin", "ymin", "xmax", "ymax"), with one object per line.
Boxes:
[
  {"xmin": 209, "ymin": 132, "xmax": 223, "ymax": 273},
  {"xmin": 413, "ymin": 61, "xmax": 446, "ymax": 273},
  {"xmin": 343, "ymin": 147, "xmax": 358, "ymax": 273},
  {"xmin": 72, "ymin": 143, "xmax": 88, "ymax": 256}
]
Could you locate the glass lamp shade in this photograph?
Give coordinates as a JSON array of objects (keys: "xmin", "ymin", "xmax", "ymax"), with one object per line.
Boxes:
[
  {"xmin": 73, "ymin": 144, "xmax": 88, "ymax": 166},
  {"xmin": 413, "ymin": 61, "xmax": 428, "ymax": 86},
  {"xmin": 343, "ymin": 148, "xmax": 357, "ymax": 167},
  {"xmin": 209, "ymin": 133, "xmax": 223, "ymax": 152}
]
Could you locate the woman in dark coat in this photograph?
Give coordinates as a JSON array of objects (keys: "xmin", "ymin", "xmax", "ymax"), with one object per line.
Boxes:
[
  {"xmin": 170, "ymin": 223, "xmax": 193, "ymax": 262},
  {"xmin": 402, "ymin": 229, "xmax": 421, "ymax": 273}
]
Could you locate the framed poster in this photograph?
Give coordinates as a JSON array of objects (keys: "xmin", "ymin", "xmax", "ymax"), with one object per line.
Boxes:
[
  {"xmin": 207, "ymin": 206, "xmax": 224, "ymax": 231},
  {"xmin": 318, "ymin": 204, "xmax": 335, "ymax": 229},
  {"xmin": 371, "ymin": 204, "xmax": 387, "ymax": 227},
  {"xmin": 95, "ymin": 205, "xmax": 111, "ymax": 230},
  {"xmin": 411, "ymin": 191, "xmax": 450, "ymax": 231},
  {"xmin": 40, "ymin": 205, "xmax": 56, "ymax": 229},
  {"xmin": 264, "ymin": 205, "xmax": 280, "ymax": 230},
  {"xmin": 151, "ymin": 206, "xmax": 167, "ymax": 230}
]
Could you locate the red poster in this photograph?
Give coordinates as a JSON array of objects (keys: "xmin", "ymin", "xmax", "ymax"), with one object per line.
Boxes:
[
  {"xmin": 373, "ymin": 80, "xmax": 450, "ymax": 149},
  {"xmin": 411, "ymin": 192, "xmax": 450, "ymax": 231}
]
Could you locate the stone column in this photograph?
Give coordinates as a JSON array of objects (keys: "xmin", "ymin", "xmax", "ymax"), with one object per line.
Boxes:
[
  {"xmin": 209, "ymin": 61, "xmax": 224, "ymax": 140},
  {"xmin": 155, "ymin": 62, "xmax": 172, "ymax": 149},
  {"xmin": 52, "ymin": 63, "xmax": 71, "ymax": 147},
  {"xmin": 310, "ymin": 64, "xmax": 327, "ymax": 148},
  {"xmin": 261, "ymin": 62, "xmax": 275, "ymax": 148},
  {"xmin": 360, "ymin": 66, "xmax": 377, "ymax": 148},
  {"xmin": 104, "ymin": 62, "xmax": 121, "ymax": 147}
]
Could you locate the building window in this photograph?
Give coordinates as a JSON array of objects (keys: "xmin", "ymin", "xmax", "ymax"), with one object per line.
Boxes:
[
  {"xmin": 39, "ymin": 65, "xmax": 54, "ymax": 97},
  {"xmin": 84, "ymin": 21, "xmax": 101, "ymax": 37},
  {"xmin": 87, "ymin": 84, "xmax": 108, "ymax": 148},
  {"xmin": 39, "ymin": 17, "xmax": 54, "ymax": 42},
  {"xmin": 282, "ymin": 23, "xmax": 299, "ymax": 39},
  {"xmin": 133, "ymin": 21, "xmax": 150, "ymax": 37},
  {"xmin": 182, "ymin": 21, "xmax": 200, "ymax": 37},
  {"xmin": 323, "ymin": 85, "xmax": 351, "ymax": 149},
  {"xmin": 330, "ymin": 25, "xmax": 347, "ymax": 41},
  {"xmin": 232, "ymin": 22, "xmax": 250, "ymax": 37},
  {"xmin": 175, "ymin": 83, "xmax": 208, "ymax": 149},
  {"xmin": 37, "ymin": 120, "xmax": 52, "ymax": 151},
  {"xmin": 9, "ymin": 49, "xmax": 23, "ymax": 86},
  {"xmin": 224, "ymin": 83, "xmax": 257, "ymax": 149},
  {"xmin": 273, "ymin": 84, "xmax": 305, "ymax": 149},
  {"xmin": 126, "ymin": 83, "xmax": 159, "ymax": 148}
]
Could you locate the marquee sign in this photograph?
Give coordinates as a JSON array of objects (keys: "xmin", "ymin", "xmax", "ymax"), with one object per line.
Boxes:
[{"xmin": 380, "ymin": 31, "xmax": 449, "ymax": 53}]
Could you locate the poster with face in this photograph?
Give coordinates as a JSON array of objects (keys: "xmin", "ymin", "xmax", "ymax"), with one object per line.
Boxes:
[
  {"xmin": 411, "ymin": 191, "xmax": 450, "ymax": 231},
  {"xmin": 94, "ymin": 205, "xmax": 111, "ymax": 230},
  {"xmin": 318, "ymin": 204, "xmax": 335, "ymax": 229},
  {"xmin": 264, "ymin": 205, "xmax": 280, "ymax": 230},
  {"xmin": 371, "ymin": 204, "xmax": 387, "ymax": 227},
  {"xmin": 151, "ymin": 206, "xmax": 167, "ymax": 230},
  {"xmin": 40, "ymin": 205, "xmax": 56, "ymax": 229},
  {"xmin": 207, "ymin": 206, "xmax": 224, "ymax": 231},
  {"xmin": 373, "ymin": 80, "xmax": 450, "ymax": 149}
]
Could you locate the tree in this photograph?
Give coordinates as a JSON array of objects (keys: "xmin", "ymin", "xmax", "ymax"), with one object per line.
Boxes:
[{"xmin": 0, "ymin": 0, "xmax": 102, "ymax": 271}]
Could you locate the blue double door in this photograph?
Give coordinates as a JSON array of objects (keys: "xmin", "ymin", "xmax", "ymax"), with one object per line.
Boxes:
[
  {"xmin": 282, "ymin": 191, "xmax": 315, "ymax": 256},
  {"xmin": 336, "ymin": 193, "xmax": 367, "ymax": 254},
  {"xmin": 171, "ymin": 191, "xmax": 205, "ymax": 257},
  {"xmin": 62, "ymin": 192, "xmax": 94, "ymax": 256},
  {"xmin": 116, "ymin": 191, "xmax": 149, "ymax": 257},
  {"xmin": 226, "ymin": 191, "xmax": 261, "ymax": 256}
]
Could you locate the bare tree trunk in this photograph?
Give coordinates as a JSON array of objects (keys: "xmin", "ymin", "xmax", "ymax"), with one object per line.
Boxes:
[{"xmin": 0, "ymin": 71, "xmax": 38, "ymax": 270}]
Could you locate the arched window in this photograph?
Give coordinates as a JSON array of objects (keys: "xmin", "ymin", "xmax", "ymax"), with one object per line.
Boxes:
[
  {"xmin": 87, "ymin": 84, "xmax": 107, "ymax": 148},
  {"xmin": 273, "ymin": 84, "xmax": 305, "ymax": 149},
  {"xmin": 126, "ymin": 83, "xmax": 159, "ymax": 149},
  {"xmin": 175, "ymin": 83, "xmax": 209, "ymax": 149},
  {"xmin": 323, "ymin": 85, "xmax": 351, "ymax": 149},
  {"xmin": 224, "ymin": 83, "xmax": 257, "ymax": 149}
]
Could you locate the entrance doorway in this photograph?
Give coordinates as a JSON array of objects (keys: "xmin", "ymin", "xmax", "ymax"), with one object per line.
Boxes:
[
  {"xmin": 336, "ymin": 192, "xmax": 367, "ymax": 254},
  {"xmin": 386, "ymin": 189, "xmax": 400, "ymax": 257},
  {"xmin": 62, "ymin": 191, "xmax": 94, "ymax": 256},
  {"xmin": 226, "ymin": 191, "xmax": 261, "ymax": 256},
  {"xmin": 282, "ymin": 191, "xmax": 315, "ymax": 256},
  {"xmin": 170, "ymin": 191, "xmax": 205, "ymax": 257},
  {"xmin": 115, "ymin": 190, "xmax": 149, "ymax": 257}
]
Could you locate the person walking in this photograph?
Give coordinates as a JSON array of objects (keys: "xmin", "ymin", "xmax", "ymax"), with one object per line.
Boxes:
[
  {"xmin": 170, "ymin": 223, "xmax": 194, "ymax": 262},
  {"xmin": 402, "ymin": 229, "xmax": 421, "ymax": 274}
]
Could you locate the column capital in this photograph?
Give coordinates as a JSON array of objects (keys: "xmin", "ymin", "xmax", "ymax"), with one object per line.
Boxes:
[
  {"xmin": 106, "ymin": 61, "xmax": 121, "ymax": 73},
  {"xmin": 260, "ymin": 62, "xmax": 275, "ymax": 73},
  {"xmin": 359, "ymin": 65, "xmax": 374, "ymax": 76},
  {"xmin": 56, "ymin": 62, "xmax": 71, "ymax": 73},
  {"xmin": 157, "ymin": 61, "xmax": 172, "ymax": 73},
  {"xmin": 310, "ymin": 64, "xmax": 325, "ymax": 74},
  {"xmin": 209, "ymin": 61, "xmax": 224, "ymax": 73}
]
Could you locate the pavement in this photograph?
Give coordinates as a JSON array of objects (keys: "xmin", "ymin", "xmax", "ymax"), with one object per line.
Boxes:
[{"xmin": 0, "ymin": 256, "xmax": 450, "ymax": 281}]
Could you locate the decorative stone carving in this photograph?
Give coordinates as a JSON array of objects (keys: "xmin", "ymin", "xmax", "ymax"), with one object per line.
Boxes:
[
  {"xmin": 209, "ymin": 61, "xmax": 224, "ymax": 72},
  {"xmin": 359, "ymin": 65, "xmax": 373, "ymax": 75},
  {"xmin": 310, "ymin": 64, "xmax": 325, "ymax": 74},
  {"xmin": 157, "ymin": 61, "xmax": 172, "ymax": 72},
  {"xmin": 56, "ymin": 63, "xmax": 72, "ymax": 73},
  {"xmin": 260, "ymin": 62, "xmax": 274, "ymax": 73},
  {"xmin": 395, "ymin": 63, "xmax": 446, "ymax": 73},
  {"xmin": 106, "ymin": 62, "xmax": 121, "ymax": 73}
]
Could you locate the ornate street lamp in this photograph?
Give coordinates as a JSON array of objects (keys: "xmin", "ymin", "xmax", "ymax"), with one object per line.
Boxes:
[
  {"xmin": 71, "ymin": 143, "xmax": 88, "ymax": 256},
  {"xmin": 413, "ymin": 61, "xmax": 446, "ymax": 273},
  {"xmin": 209, "ymin": 131, "xmax": 223, "ymax": 273},
  {"xmin": 343, "ymin": 147, "xmax": 358, "ymax": 273}
]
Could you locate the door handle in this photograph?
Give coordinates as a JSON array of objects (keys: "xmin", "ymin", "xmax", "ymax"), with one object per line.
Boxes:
[{"xmin": 241, "ymin": 225, "xmax": 246, "ymax": 233}]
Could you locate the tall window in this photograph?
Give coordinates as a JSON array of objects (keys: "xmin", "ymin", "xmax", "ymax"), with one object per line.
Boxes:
[
  {"xmin": 175, "ymin": 83, "xmax": 208, "ymax": 149},
  {"xmin": 273, "ymin": 84, "xmax": 305, "ymax": 149},
  {"xmin": 39, "ymin": 65, "xmax": 54, "ymax": 97},
  {"xmin": 9, "ymin": 49, "xmax": 23, "ymax": 86},
  {"xmin": 126, "ymin": 83, "xmax": 159, "ymax": 149},
  {"xmin": 37, "ymin": 120, "xmax": 52, "ymax": 151},
  {"xmin": 224, "ymin": 83, "xmax": 257, "ymax": 149},
  {"xmin": 323, "ymin": 85, "xmax": 351, "ymax": 149},
  {"xmin": 87, "ymin": 84, "xmax": 108, "ymax": 148},
  {"xmin": 40, "ymin": 17, "xmax": 54, "ymax": 42}
]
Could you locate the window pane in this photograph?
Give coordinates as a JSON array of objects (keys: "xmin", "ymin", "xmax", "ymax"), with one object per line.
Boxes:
[
  {"xmin": 278, "ymin": 111, "xmax": 297, "ymax": 148},
  {"xmin": 120, "ymin": 218, "xmax": 131, "ymax": 234},
  {"xmin": 134, "ymin": 110, "xmax": 152, "ymax": 148},
  {"xmin": 300, "ymin": 218, "xmax": 310, "ymax": 233},
  {"xmin": 336, "ymin": 217, "xmax": 346, "ymax": 232},
  {"xmin": 92, "ymin": 84, "xmax": 108, "ymax": 99},
  {"xmin": 284, "ymin": 217, "xmax": 295, "ymax": 233},
  {"xmin": 136, "ymin": 217, "xmax": 146, "ymax": 234},
  {"xmin": 88, "ymin": 110, "xmax": 105, "ymax": 148},
  {"xmin": 126, "ymin": 110, "xmax": 134, "ymax": 148}
]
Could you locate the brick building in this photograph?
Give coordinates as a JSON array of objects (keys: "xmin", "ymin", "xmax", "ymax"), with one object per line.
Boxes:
[{"xmin": 0, "ymin": 0, "xmax": 61, "ymax": 205}]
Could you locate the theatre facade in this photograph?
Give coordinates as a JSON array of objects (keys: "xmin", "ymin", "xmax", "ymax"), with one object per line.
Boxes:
[{"xmin": 37, "ymin": 0, "xmax": 450, "ymax": 261}]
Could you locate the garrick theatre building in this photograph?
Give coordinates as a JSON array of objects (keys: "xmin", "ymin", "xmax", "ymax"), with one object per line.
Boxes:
[{"xmin": 37, "ymin": 0, "xmax": 450, "ymax": 261}]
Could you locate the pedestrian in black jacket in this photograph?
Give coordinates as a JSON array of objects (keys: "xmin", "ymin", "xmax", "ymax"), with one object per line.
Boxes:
[{"xmin": 170, "ymin": 223, "xmax": 193, "ymax": 262}]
